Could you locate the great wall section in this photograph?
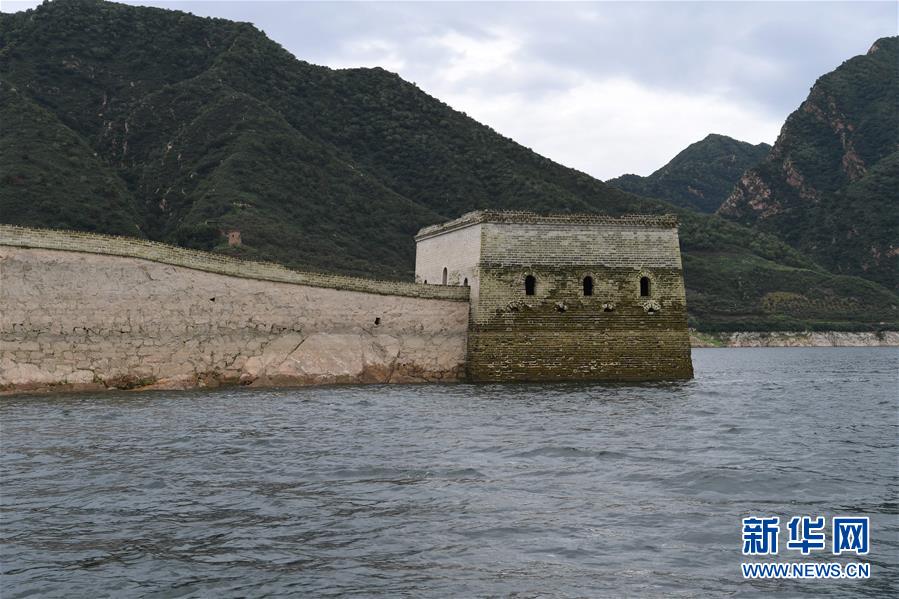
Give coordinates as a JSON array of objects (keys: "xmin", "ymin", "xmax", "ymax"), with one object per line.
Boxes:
[
  {"xmin": 0, "ymin": 225, "xmax": 470, "ymax": 394},
  {"xmin": 4, "ymin": 221, "xmax": 892, "ymax": 395}
]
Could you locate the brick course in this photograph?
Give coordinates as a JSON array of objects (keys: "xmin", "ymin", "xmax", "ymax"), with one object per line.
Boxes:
[{"xmin": 415, "ymin": 211, "xmax": 693, "ymax": 381}]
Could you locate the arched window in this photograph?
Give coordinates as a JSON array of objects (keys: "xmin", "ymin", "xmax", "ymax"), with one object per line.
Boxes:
[
  {"xmin": 463, "ymin": 278, "xmax": 468, "ymax": 286},
  {"xmin": 583, "ymin": 276, "xmax": 594, "ymax": 296},
  {"xmin": 442, "ymin": 267, "xmax": 448, "ymax": 285},
  {"xmin": 640, "ymin": 276, "xmax": 651, "ymax": 297},
  {"xmin": 525, "ymin": 275, "xmax": 536, "ymax": 296}
]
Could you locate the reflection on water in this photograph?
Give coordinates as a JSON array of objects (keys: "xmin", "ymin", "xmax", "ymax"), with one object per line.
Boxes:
[{"xmin": 1, "ymin": 348, "xmax": 897, "ymax": 597}]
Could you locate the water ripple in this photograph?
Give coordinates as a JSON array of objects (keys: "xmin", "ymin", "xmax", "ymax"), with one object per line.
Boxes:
[{"xmin": 1, "ymin": 348, "xmax": 897, "ymax": 597}]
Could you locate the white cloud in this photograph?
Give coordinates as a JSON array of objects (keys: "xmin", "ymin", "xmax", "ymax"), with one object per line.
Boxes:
[
  {"xmin": 326, "ymin": 39, "xmax": 407, "ymax": 73},
  {"xmin": 431, "ymin": 76, "xmax": 781, "ymax": 180},
  {"xmin": 430, "ymin": 28, "xmax": 522, "ymax": 84}
]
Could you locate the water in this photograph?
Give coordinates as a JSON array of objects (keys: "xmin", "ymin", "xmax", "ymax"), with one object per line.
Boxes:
[{"xmin": 1, "ymin": 348, "xmax": 897, "ymax": 597}]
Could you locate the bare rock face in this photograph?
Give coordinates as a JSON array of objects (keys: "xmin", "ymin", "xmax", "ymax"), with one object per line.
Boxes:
[
  {"xmin": 719, "ymin": 171, "xmax": 778, "ymax": 219},
  {"xmin": 0, "ymin": 247, "xmax": 468, "ymax": 393},
  {"xmin": 690, "ymin": 331, "xmax": 899, "ymax": 348}
]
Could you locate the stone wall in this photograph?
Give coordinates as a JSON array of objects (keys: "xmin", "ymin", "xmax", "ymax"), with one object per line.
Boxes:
[
  {"xmin": 468, "ymin": 221, "xmax": 693, "ymax": 381},
  {"xmin": 415, "ymin": 210, "xmax": 678, "ymax": 238},
  {"xmin": 0, "ymin": 229, "xmax": 470, "ymax": 393},
  {"xmin": 478, "ymin": 222, "xmax": 683, "ymax": 269},
  {"xmin": 1, "ymin": 218, "xmax": 694, "ymax": 392},
  {"xmin": 0, "ymin": 225, "xmax": 469, "ymax": 301}
]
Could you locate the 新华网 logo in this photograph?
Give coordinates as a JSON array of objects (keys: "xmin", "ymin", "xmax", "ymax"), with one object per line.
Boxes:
[{"xmin": 740, "ymin": 515, "xmax": 870, "ymax": 579}]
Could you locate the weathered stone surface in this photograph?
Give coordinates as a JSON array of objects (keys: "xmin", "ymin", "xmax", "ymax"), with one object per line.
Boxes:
[
  {"xmin": 0, "ymin": 246, "xmax": 468, "ymax": 393},
  {"xmin": 0, "ymin": 224, "xmax": 468, "ymax": 301},
  {"xmin": 1, "ymin": 214, "xmax": 697, "ymax": 392},
  {"xmin": 690, "ymin": 331, "xmax": 899, "ymax": 348},
  {"xmin": 415, "ymin": 211, "xmax": 694, "ymax": 381}
]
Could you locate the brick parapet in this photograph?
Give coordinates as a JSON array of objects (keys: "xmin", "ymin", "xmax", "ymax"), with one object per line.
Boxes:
[
  {"xmin": 415, "ymin": 210, "xmax": 679, "ymax": 241},
  {"xmin": 0, "ymin": 225, "xmax": 469, "ymax": 301}
]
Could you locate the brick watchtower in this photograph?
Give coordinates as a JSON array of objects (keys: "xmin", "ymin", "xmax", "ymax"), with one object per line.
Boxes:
[{"xmin": 414, "ymin": 210, "xmax": 693, "ymax": 381}]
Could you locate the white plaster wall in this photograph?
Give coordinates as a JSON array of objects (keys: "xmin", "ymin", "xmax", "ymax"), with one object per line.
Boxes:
[
  {"xmin": 0, "ymin": 247, "xmax": 469, "ymax": 393},
  {"xmin": 414, "ymin": 223, "xmax": 481, "ymax": 301}
]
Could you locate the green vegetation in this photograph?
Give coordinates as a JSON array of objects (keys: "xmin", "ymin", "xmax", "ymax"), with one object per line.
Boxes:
[
  {"xmin": 607, "ymin": 134, "xmax": 770, "ymax": 213},
  {"xmin": 1, "ymin": 0, "xmax": 896, "ymax": 331},
  {"xmin": 682, "ymin": 250, "xmax": 898, "ymax": 332},
  {"xmin": 720, "ymin": 36, "xmax": 899, "ymax": 291},
  {"xmin": 0, "ymin": 82, "xmax": 142, "ymax": 235}
]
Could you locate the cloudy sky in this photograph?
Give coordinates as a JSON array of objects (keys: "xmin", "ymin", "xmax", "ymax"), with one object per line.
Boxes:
[{"xmin": 4, "ymin": 1, "xmax": 896, "ymax": 179}]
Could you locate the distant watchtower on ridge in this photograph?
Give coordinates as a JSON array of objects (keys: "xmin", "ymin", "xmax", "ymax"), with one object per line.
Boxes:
[{"xmin": 414, "ymin": 210, "xmax": 693, "ymax": 381}]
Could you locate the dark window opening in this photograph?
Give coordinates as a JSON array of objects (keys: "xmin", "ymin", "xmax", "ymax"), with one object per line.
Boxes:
[
  {"xmin": 525, "ymin": 275, "xmax": 536, "ymax": 296},
  {"xmin": 583, "ymin": 276, "xmax": 594, "ymax": 296},
  {"xmin": 463, "ymin": 278, "xmax": 468, "ymax": 286},
  {"xmin": 640, "ymin": 276, "xmax": 651, "ymax": 297},
  {"xmin": 442, "ymin": 267, "xmax": 448, "ymax": 285},
  {"xmin": 424, "ymin": 279, "xmax": 428, "ymax": 284},
  {"xmin": 374, "ymin": 317, "xmax": 381, "ymax": 325}
]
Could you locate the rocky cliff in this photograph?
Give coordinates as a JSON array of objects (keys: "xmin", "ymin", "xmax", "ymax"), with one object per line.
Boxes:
[{"xmin": 719, "ymin": 37, "xmax": 899, "ymax": 291}]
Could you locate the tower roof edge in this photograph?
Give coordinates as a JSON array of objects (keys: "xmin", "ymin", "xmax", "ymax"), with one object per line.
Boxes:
[{"xmin": 414, "ymin": 210, "xmax": 679, "ymax": 241}]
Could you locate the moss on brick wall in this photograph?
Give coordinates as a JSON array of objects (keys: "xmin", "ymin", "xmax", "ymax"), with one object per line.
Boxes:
[
  {"xmin": 467, "ymin": 330, "xmax": 693, "ymax": 381},
  {"xmin": 468, "ymin": 257, "xmax": 692, "ymax": 381}
]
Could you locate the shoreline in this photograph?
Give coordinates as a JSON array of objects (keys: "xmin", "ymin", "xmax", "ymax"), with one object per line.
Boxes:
[
  {"xmin": 3, "ymin": 334, "xmax": 896, "ymax": 396},
  {"xmin": 690, "ymin": 330, "xmax": 899, "ymax": 348}
]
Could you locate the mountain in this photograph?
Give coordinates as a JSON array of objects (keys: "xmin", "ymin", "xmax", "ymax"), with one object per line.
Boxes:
[
  {"xmin": 1, "ymin": 0, "xmax": 897, "ymax": 332},
  {"xmin": 607, "ymin": 134, "xmax": 771, "ymax": 213},
  {"xmin": 719, "ymin": 37, "xmax": 899, "ymax": 291}
]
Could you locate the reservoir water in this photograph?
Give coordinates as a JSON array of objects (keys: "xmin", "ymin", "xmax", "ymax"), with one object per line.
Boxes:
[{"xmin": 1, "ymin": 348, "xmax": 897, "ymax": 597}]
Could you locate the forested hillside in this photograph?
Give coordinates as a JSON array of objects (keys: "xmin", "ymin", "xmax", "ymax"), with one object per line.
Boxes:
[
  {"xmin": 607, "ymin": 134, "xmax": 771, "ymax": 213},
  {"xmin": 1, "ymin": 0, "xmax": 896, "ymax": 331},
  {"xmin": 719, "ymin": 37, "xmax": 899, "ymax": 291}
]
